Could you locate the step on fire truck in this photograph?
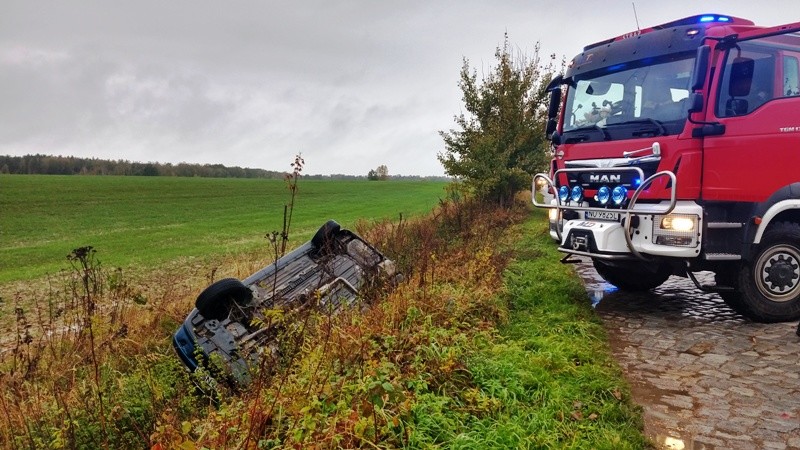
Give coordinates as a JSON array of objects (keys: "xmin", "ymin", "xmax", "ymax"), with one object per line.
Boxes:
[{"xmin": 533, "ymin": 14, "xmax": 800, "ymax": 322}]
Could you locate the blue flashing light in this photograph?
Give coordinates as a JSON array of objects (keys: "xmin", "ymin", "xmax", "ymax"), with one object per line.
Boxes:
[
  {"xmin": 597, "ymin": 186, "xmax": 611, "ymax": 205},
  {"xmin": 699, "ymin": 15, "xmax": 731, "ymax": 24},
  {"xmin": 558, "ymin": 186, "xmax": 569, "ymax": 203},
  {"xmin": 607, "ymin": 63, "xmax": 627, "ymax": 72},
  {"xmin": 611, "ymin": 186, "xmax": 628, "ymax": 205},
  {"xmin": 633, "ymin": 177, "xmax": 642, "ymax": 187},
  {"xmin": 570, "ymin": 186, "xmax": 583, "ymax": 203}
]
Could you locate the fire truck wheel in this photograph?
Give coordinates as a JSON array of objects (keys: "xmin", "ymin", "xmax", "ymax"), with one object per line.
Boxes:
[
  {"xmin": 735, "ymin": 222, "xmax": 800, "ymax": 323},
  {"xmin": 312, "ymin": 220, "xmax": 341, "ymax": 250},
  {"xmin": 195, "ymin": 278, "xmax": 253, "ymax": 321},
  {"xmin": 592, "ymin": 260, "xmax": 671, "ymax": 291}
]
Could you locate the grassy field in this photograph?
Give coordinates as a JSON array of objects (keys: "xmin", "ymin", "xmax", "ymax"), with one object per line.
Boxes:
[
  {"xmin": 0, "ymin": 197, "xmax": 647, "ymax": 448},
  {"xmin": 0, "ymin": 175, "xmax": 649, "ymax": 448},
  {"xmin": 0, "ymin": 175, "xmax": 448, "ymax": 283}
]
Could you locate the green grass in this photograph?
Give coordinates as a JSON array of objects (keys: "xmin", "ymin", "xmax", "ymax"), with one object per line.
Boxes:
[
  {"xmin": 407, "ymin": 209, "xmax": 648, "ymax": 449},
  {"xmin": 0, "ymin": 175, "xmax": 447, "ymax": 283},
  {"xmin": 0, "ymin": 199, "xmax": 648, "ymax": 448}
]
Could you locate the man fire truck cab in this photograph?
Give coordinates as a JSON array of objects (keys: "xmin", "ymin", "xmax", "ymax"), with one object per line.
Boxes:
[{"xmin": 533, "ymin": 14, "xmax": 800, "ymax": 322}]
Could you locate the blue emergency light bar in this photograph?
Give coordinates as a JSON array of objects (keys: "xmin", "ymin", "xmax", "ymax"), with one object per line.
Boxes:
[
  {"xmin": 582, "ymin": 14, "xmax": 745, "ymax": 52},
  {"xmin": 699, "ymin": 15, "xmax": 731, "ymax": 23},
  {"xmin": 657, "ymin": 14, "xmax": 740, "ymax": 28}
]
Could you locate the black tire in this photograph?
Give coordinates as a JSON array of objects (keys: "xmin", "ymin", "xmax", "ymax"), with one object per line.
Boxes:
[
  {"xmin": 593, "ymin": 259, "xmax": 671, "ymax": 292},
  {"xmin": 312, "ymin": 220, "xmax": 341, "ymax": 249},
  {"xmin": 195, "ymin": 278, "xmax": 253, "ymax": 321},
  {"xmin": 732, "ymin": 222, "xmax": 800, "ymax": 323}
]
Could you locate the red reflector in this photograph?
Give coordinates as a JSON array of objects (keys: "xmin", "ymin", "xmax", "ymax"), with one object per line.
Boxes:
[{"xmin": 754, "ymin": 216, "xmax": 762, "ymax": 225}]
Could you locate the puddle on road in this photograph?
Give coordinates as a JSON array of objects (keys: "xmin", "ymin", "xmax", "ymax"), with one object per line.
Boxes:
[
  {"xmin": 652, "ymin": 433, "xmax": 736, "ymax": 450},
  {"xmin": 572, "ymin": 260, "xmax": 618, "ymax": 308},
  {"xmin": 574, "ymin": 259, "xmax": 748, "ymax": 325},
  {"xmin": 653, "ymin": 433, "xmax": 722, "ymax": 450},
  {"xmin": 655, "ymin": 435, "xmax": 685, "ymax": 450}
]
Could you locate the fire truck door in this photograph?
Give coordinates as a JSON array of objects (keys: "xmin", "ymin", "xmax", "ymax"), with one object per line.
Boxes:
[{"xmin": 701, "ymin": 27, "xmax": 800, "ymax": 203}]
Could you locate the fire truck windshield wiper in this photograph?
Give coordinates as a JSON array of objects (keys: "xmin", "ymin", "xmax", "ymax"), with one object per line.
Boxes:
[
  {"xmin": 604, "ymin": 118, "xmax": 668, "ymax": 136},
  {"xmin": 570, "ymin": 124, "xmax": 611, "ymax": 141}
]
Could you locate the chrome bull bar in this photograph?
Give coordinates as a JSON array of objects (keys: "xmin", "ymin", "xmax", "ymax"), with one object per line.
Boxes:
[{"xmin": 532, "ymin": 168, "xmax": 678, "ymax": 260}]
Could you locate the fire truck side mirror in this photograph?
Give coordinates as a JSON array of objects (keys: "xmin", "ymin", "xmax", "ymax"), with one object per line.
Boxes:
[
  {"xmin": 550, "ymin": 131, "xmax": 562, "ymax": 146},
  {"xmin": 690, "ymin": 45, "xmax": 711, "ymax": 91},
  {"xmin": 687, "ymin": 93, "xmax": 704, "ymax": 113},
  {"xmin": 545, "ymin": 88, "xmax": 562, "ymax": 138},
  {"xmin": 545, "ymin": 74, "xmax": 563, "ymax": 138},
  {"xmin": 546, "ymin": 118, "xmax": 559, "ymax": 139}
]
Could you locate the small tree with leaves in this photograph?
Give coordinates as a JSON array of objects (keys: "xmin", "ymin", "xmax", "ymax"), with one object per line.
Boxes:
[
  {"xmin": 376, "ymin": 165, "xmax": 388, "ymax": 180},
  {"xmin": 367, "ymin": 165, "xmax": 389, "ymax": 181},
  {"xmin": 439, "ymin": 36, "xmax": 558, "ymax": 206}
]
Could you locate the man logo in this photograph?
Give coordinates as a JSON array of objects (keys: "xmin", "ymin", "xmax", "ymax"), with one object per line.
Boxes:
[{"xmin": 589, "ymin": 174, "xmax": 621, "ymax": 183}]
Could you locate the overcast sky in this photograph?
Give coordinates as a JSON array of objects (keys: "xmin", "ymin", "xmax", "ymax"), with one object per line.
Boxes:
[{"xmin": 0, "ymin": 1, "xmax": 795, "ymax": 176}]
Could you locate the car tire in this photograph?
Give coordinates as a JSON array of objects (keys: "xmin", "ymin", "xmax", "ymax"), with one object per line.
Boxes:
[
  {"xmin": 195, "ymin": 278, "xmax": 253, "ymax": 321},
  {"xmin": 733, "ymin": 222, "xmax": 800, "ymax": 323},
  {"xmin": 593, "ymin": 259, "xmax": 672, "ymax": 292},
  {"xmin": 312, "ymin": 220, "xmax": 341, "ymax": 250}
]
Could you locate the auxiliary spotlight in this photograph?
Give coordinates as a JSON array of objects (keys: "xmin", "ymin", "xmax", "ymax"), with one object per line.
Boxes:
[
  {"xmin": 558, "ymin": 186, "xmax": 569, "ymax": 203},
  {"xmin": 611, "ymin": 186, "xmax": 628, "ymax": 205},
  {"xmin": 570, "ymin": 185, "xmax": 583, "ymax": 203},
  {"xmin": 597, "ymin": 186, "xmax": 611, "ymax": 205}
]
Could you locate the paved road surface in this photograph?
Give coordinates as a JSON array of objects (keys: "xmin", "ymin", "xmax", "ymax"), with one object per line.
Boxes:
[{"xmin": 575, "ymin": 260, "xmax": 800, "ymax": 449}]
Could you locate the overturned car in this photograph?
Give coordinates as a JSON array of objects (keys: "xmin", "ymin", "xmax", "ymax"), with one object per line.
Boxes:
[{"xmin": 172, "ymin": 220, "xmax": 397, "ymax": 383}]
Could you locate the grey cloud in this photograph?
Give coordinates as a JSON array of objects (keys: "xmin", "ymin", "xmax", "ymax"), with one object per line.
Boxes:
[{"xmin": 1, "ymin": 0, "xmax": 797, "ymax": 175}]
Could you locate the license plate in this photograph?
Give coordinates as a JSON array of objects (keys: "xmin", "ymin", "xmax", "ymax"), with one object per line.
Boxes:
[{"xmin": 585, "ymin": 210, "xmax": 620, "ymax": 221}]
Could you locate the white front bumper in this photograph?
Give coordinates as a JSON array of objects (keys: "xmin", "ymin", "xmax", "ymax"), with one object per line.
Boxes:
[{"xmin": 557, "ymin": 201, "xmax": 703, "ymax": 259}]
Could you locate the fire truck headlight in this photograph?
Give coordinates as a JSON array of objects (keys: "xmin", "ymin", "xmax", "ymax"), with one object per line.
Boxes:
[
  {"xmin": 660, "ymin": 215, "xmax": 696, "ymax": 232},
  {"xmin": 653, "ymin": 214, "xmax": 699, "ymax": 247},
  {"xmin": 597, "ymin": 186, "xmax": 611, "ymax": 205},
  {"xmin": 570, "ymin": 186, "xmax": 583, "ymax": 203},
  {"xmin": 558, "ymin": 186, "xmax": 569, "ymax": 203},
  {"xmin": 611, "ymin": 186, "xmax": 628, "ymax": 205},
  {"xmin": 548, "ymin": 207, "xmax": 559, "ymax": 222}
]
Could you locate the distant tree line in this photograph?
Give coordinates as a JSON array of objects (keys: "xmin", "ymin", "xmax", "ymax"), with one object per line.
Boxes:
[
  {"xmin": 0, "ymin": 154, "xmax": 450, "ymax": 181},
  {"xmin": 0, "ymin": 154, "xmax": 285, "ymax": 179},
  {"xmin": 304, "ymin": 173, "xmax": 449, "ymax": 181}
]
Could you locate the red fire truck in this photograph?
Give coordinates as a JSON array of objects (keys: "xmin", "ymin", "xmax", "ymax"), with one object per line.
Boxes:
[{"xmin": 533, "ymin": 14, "xmax": 800, "ymax": 322}]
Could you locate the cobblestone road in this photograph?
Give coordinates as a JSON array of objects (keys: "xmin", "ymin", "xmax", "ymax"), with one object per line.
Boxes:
[{"xmin": 575, "ymin": 260, "xmax": 800, "ymax": 449}]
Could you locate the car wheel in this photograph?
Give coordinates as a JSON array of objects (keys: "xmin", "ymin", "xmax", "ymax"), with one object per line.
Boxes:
[
  {"xmin": 593, "ymin": 259, "xmax": 671, "ymax": 292},
  {"xmin": 312, "ymin": 220, "xmax": 341, "ymax": 250},
  {"xmin": 195, "ymin": 278, "xmax": 253, "ymax": 321},
  {"xmin": 734, "ymin": 222, "xmax": 800, "ymax": 323}
]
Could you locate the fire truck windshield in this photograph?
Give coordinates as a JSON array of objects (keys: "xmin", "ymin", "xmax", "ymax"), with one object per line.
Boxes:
[{"xmin": 563, "ymin": 54, "xmax": 695, "ymax": 142}]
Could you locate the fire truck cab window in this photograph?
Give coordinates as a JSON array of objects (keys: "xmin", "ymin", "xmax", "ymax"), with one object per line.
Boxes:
[
  {"xmin": 562, "ymin": 55, "xmax": 693, "ymax": 141},
  {"xmin": 717, "ymin": 32, "xmax": 800, "ymax": 117}
]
